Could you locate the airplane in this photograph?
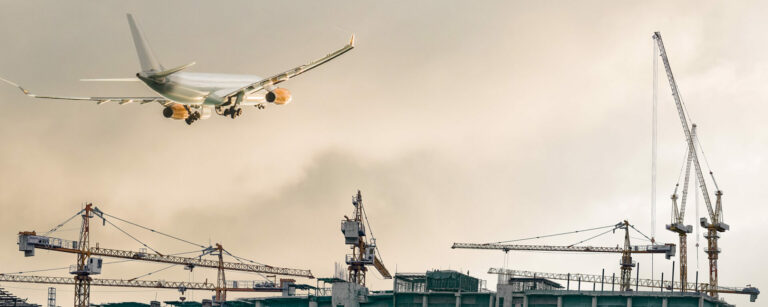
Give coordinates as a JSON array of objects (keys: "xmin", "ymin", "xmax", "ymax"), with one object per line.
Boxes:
[{"xmin": 0, "ymin": 14, "xmax": 354, "ymax": 125}]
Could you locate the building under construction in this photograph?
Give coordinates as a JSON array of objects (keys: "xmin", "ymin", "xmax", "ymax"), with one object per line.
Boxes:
[
  {"xmin": 0, "ymin": 189, "xmax": 758, "ymax": 307},
  {"xmin": 0, "ymin": 32, "xmax": 761, "ymax": 307},
  {"xmin": 5, "ymin": 269, "xmax": 743, "ymax": 307}
]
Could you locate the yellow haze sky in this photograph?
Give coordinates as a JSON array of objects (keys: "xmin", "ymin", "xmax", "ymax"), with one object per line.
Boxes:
[{"xmin": 0, "ymin": 1, "xmax": 766, "ymax": 305}]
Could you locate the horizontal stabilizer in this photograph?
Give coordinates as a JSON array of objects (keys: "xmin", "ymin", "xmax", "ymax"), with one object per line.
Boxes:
[
  {"xmin": 80, "ymin": 78, "xmax": 140, "ymax": 82},
  {"xmin": 0, "ymin": 75, "xmax": 170, "ymax": 105}
]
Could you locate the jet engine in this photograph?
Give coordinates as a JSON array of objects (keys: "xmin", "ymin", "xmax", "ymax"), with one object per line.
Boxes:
[
  {"xmin": 265, "ymin": 88, "xmax": 292, "ymax": 105},
  {"xmin": 162, "ymin": 104, "xmax": 189, "ymax": 120}
]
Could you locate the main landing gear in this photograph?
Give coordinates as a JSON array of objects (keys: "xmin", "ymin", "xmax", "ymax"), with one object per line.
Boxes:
[
  {"xmin": 185, "ymin": 112, "xmax": 201, "ymax": 125},
  {"xmin": 222, "ymin": 107, "xmax": 243, "ymax": 119}
]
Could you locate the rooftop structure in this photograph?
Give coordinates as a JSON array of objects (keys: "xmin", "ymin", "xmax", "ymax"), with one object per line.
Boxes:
[
  {"xmin": 395, "ymin": 270, "xmax": 482, "ymax": 293},
  {"xmin": 0, "ymin": 286, "xmax": 41, "ymax": 307}
]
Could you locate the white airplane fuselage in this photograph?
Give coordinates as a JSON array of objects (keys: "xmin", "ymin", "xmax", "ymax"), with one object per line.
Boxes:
[
  {"xmin": 0, "ymin": 13, "xmax": 353, "ymax": 125},
  {"xmin": 138, "ymin": 72, "xmax": 262, "ymax": 105}
]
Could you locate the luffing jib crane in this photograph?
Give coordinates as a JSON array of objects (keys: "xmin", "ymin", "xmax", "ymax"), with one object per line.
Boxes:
[
  {"xmin": 652, "ymin": 32, "xmax": 728, "ymax": 298},
  {"xmin": 341, "ymin": 191, "xmax": 391, "ymax": 286},
  {"xmin": 453, "ymin": 221, "xmax": 675, "ymax": 292}
]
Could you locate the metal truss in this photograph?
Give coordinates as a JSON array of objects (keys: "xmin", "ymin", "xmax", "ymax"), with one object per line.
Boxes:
[{"xmin": 488, "ymin": 268, "xmax": 759, "ymax": 301}]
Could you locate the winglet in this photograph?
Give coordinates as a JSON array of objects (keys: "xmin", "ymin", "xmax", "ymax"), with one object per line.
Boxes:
[
  {"xmin": 349, "ymin": 34, "xmax": 355, "ymax": 47},
  {"xmin": 0, "ymin": 76, "xmax": 32, "ymax": 96}
]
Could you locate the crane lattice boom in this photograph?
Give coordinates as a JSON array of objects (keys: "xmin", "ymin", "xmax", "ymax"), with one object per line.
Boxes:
[
  {"xmin": 451, "ymin": 242, "xmax": 675, "ymax": 258},
  {"xmin": 652, "ymin": 32, "xmax": 725, "ymax": 228},
  {"xmin": 652, "ymin": 31, "xmax": 728, "ymax": 297},
  {"xmin": 0, "ymin": 274, "xmax": 285, "ymax": 292},
  {"xmin": 17, "ymin": 233, "xmax": 313, "ymax": 278}
]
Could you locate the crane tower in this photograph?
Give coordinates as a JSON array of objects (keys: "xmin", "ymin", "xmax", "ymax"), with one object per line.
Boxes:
[
  {"xmin": 341, "ymin": 191, "xmax": 391, "ymax": 286},
  {"xmin": 652, "ymin": 32, "xmax": 728, "ymax": 297}
]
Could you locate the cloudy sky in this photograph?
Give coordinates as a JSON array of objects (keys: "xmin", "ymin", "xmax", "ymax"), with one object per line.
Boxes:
[{"xmin": 0, "ymin": 0, "xmax": 766, "ymax": 305}]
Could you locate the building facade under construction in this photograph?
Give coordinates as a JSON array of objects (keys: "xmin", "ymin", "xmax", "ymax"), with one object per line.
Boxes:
[{"xmin": 38, "ymin": 269, "xmax": 740, "ymax": 307}]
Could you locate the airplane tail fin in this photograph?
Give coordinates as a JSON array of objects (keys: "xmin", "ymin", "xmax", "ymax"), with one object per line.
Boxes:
[{"xmin": 127, "ymin": 14, "xmax": 163, "ymax": 73}]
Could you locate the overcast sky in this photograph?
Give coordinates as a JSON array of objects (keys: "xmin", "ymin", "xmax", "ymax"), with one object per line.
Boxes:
[{"xmin": 0, "ymin": 1, "xmax": 766, "ymax": 305}]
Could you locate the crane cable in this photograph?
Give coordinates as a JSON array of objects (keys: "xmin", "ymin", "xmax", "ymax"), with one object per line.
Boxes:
[
  {"xmin": 491, "ymin": 224, "xmax": 617, "ymax": 244},
  {"xmin": 42, "ymin": 210, "xmax": 83, "ymax": 236},
  {"xmin": 628, "ymin": 224, "xmax": 653, "ymax": 242},
  {"xmin": 694, "ymin": 134, "xmax": 720, "ymax": 191},
  {"xmin": 651, "ymin": 36, "xmax": 660, "ymax": 280},
  {"xmin": 566, "ymin": 228, "xmax": 617, "ymax": 247},
  {"xmin": 221, "ymin": 249, "xmax": 269, "ymax": 281},
  {"xmin": 102, "ymin": 212, "xmax": 207, "ymax": 249},
  {"xmin": 128, "ymin": 264, "xmax": 177, "ymax": 281},
  {"xmin": 101, "ymin": 216, "xmax": 163, "ymax": 255},
  {"xmin": 360, "ymin": 200, "xmax": 385, "ymax": 264},
  {"xmin": 652, "ymin": 35, "xmax": 658, "ymax": 244}
]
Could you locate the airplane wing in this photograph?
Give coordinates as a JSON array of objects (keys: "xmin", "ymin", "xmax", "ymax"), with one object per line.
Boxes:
[
  {"xmin": 222, "ymin": 35, "xmax": 355, "ymax": 101},
  {"xmin": 0, "ymin": 76, "xmax": 171, "ymax": 106}
]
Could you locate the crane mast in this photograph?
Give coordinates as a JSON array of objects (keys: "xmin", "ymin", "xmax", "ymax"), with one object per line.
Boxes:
[
  {"xmin": 74, "ymin": 204, "xmax": 93, "ymax": 307},
  {"xmin": 667, "ymin": 125, "xmax": 696, "ymax": 292},
  {"xmin": 652, "ymin": 32, "xmax": 728, "ymax": 297}
]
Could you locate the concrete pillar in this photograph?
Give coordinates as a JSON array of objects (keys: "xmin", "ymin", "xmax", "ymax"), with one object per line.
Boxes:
[
  {"xmin": 557, "ymin": 296, "xmax": 562, "ymax": 307},
  {"xmin": 489, "ymin": 293, "xmax": 493, "ymax": 307},
  {"xmin": 455, "ymin": 292, "xmax": 461, "ymax": 307},
  {"xmin": 699, "ymin": 296, "xmax": 704, "ymax": 307},
  {"xmin": 423, "ymin": 295, "xmax": 428, "ymax": 307},
  {"xmin": 309, "ymin": 301, "xmax": 318, "ymax": 307},
  {"xmin": 626, "ymin": 297, "xmax": 631, "ymax": 307},
  {"xmin": 662, "ymin": 298, "xmax": 668, "ymax": 307},
  {"xmin": 591, "ymin": 296, "xmax": 597, "ymax": 307},
  {"xmin": 523, "ymin": 295, "xmax": 528, "ymax": 307}
]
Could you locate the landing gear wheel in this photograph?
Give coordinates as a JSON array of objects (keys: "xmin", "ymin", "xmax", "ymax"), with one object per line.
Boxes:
[
  {"xmin": 185, "ymin": 112, "xmax": 201, "ymax": 125},
  {"xmin": 227, "ymin": 107, "xmax": 242, "ymax": 119}
]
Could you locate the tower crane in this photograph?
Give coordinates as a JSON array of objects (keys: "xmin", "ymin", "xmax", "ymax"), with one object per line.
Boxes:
[
  {"xmin": 666, "ymin": 125, "xmax": 697, "ymax": 292},
  {"xmin": 652, "ymin": 32, "xmax": 728, "ymax": 297},
  {"xmin": 14, "ymin": 204, "xmax": 314, "ymax": 306},
  {"xmin": 341, "ymin": 191, "xmax": 391, "ymax": 286},
  {"xmin": 452, "ymin": 221, "xmax": 675, "ymax": 292}
]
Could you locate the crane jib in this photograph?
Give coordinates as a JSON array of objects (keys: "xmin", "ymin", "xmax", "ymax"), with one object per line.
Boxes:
[
  {"xmin": 652, "ymin": 32, "xmax": 720, "ymax": 226},
  {"xmin": 17, "ymin": 233, "xmax": 314, "ymax": 278}
]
